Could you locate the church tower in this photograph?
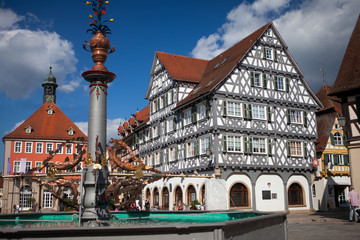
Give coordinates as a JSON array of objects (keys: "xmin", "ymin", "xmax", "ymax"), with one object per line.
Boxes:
[{"xmin": 42, "ymin": 66, "xmax": 58, "ymax": 104}]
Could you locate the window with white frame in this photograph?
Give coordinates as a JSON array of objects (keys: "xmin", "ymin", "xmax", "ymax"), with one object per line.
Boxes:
[
  {"xmin": 266, "ymin": 28, "xmax": 272, "ymax": 36},
  {"xmin": 25, "ymin": 142, "xmax": 32, "ymax": 153},
  {"xmin": 252, "ymin": 105, "xmax": 266, "ymax": 120},
  {"xmin": 160, "ymin": 95, "xmax": 165, "ymax": 109},
  {"xmin": 226, "ymin": 136, "xmax": 242, "ymax": 152},
  {"xmin": 20, "ymin": 186, "xmax": 33, "ymax": 209},
  {"xmin": 152, "ymin": 125, "xmax": 159, "ymax": 138},
  {"xmin": 35, "ymin": 162, "xmax": 42, "ymax": 173},
  {"xmin": 184, "ymin": 109, "xmax": 192, "ymax": 125},
  {"xmin": 46, "ymin": 143, "xmax": 53, "ymax": 154},
  {"xmin": 254, "ymin": 72, "xmax": 262, "ymax": 87},
  {"xmin": 227, "ymin": 102, "xmax": 242, "ymax": 117},
  {"xmin": 333, "ymin": 132, "xmax": 342, "ymax": 145},
  {"xmin": 186, "ymin": 141, "xmax": 195, "ymax": 157},
  {"xmin": 13, "ymin": 161, "xmax": 21, "ymax": 173},
  {"xmin": 290, "ymin": 110, "xmax": 303, "ymax": 124},
  {"xmin": 290, "ymin": 141, "xmax": 303, "ymax": 157},
  {"xmin": 200, "ymin": 136, "xmax": 211, "ymax": 154},
  {"xmin": 25, "ymin": 161, "xmax": 31, "ymax": 172},
  {"xmin": 14, "ymin": 142, "xmax": 22, "ymax": 153},
  {"xmin": 169, "ymin": 147, "xmax": 176, "ymax": 162},
  {"xmin": 198, "ymin": 104, "xmax": 206, "ymax": 120},
  {"xmin": 56, "ymin": 143, "xmax": 63, "ymax": 154},
  {"xmin": 167, "ymin": 119, "xmax": 174, "ymax": 133},
  {"xmin": 154, "ymin": 152, "xmax": 160, "ymax": 165},
  {"xmin": 36, "ymin": 143, "xmax": 43, "ymax": 154},
  {"xmin": 265, "ymin": 48, "xmax": 272, "ymax": 60},
  {"xmin": 277, "ymin": 76, "xmax": 285, "ymax": 91},
  {"xmin": 66, "ymin": 144, "xmax": 73, "ymax": 154},
  {"xmin": 252, "ymin": 138, "xmax": 266, "ymax": 154},
  {"xmin": 43, "ymin": 191, "xmax": 52, "ymax": 208},
  {"xmin": 337, "ymin": 155, "xmax": 344, "ymax": 165}
]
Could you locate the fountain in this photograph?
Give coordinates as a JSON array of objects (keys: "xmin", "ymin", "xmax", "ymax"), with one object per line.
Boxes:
[{"xmin": 0, "ymin": 1, "xmax": 288, "ymax": 239}]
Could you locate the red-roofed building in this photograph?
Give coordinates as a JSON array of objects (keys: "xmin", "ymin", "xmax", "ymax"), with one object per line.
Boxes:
[
  {"xmin": 313, "ymin": 85, "xmax": 350, "ymax": 211},
  {"xmin": 329, "ymin": 15, "xmax": 360, "ymax": 194},
  {"xmin": 127, "ymin": 22, "xmax": 323, "ymax": 211},
  {"xmin": 2, "ymin": 68, "xmax": 87, "ymax": 214}
]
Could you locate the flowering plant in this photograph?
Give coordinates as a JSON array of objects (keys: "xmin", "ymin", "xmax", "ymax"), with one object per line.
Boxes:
[{"xmin": 86, "ymin": 0, "xmax": 113, "ymax": 35}]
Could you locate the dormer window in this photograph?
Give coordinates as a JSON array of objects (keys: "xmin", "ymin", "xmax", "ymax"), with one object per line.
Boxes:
[
  {"xmin": 24, "ymin": 125, "xmax": 33, "ymax": 134},
  {"xmin": 67, "ymin": 127, "xmax": 75, "ymax": 136},
  {"xmin": 266, "ymin": 29, "xmax": 272, "ymax": 36},
  {"xmin": 47, "ymin": 106, "xmax": 54, "ymax": 115}
]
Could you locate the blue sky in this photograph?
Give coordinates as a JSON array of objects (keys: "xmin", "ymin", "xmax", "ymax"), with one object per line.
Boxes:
[{"xmin": 1, "ymin": 0, "xmax": 359, "ymax": 172}]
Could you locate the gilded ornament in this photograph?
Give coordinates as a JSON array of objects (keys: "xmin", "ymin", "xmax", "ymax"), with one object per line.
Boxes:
[{"xmin": 86, "ymin": 153, "xmax": 93, "ymax": 166}]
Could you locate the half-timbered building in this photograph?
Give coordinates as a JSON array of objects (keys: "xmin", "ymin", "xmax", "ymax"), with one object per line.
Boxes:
[{"xmin": 123, "ymin": 22, "xmax": 322, "ymax": 211}]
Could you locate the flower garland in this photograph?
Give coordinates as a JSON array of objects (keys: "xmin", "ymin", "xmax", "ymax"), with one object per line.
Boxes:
[{"xmin": 86, "ymin": 0, "xmax": 114, "ymax": 35}]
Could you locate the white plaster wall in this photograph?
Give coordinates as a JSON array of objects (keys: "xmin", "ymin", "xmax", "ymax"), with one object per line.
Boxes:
[
  {"xmin": 255, "ymin": 174, "xmax": 285, "ymax": 211},
  {"xmin": 226, "ymin": 174, "xmax": 252, "ymax": 209},
  {"xmin": 287, "ymin": 175, "xmax": 310, "ymax": 210},
  {"xmin": 312, "ymin": 178, "xmax": 327, "ymax": 211}
]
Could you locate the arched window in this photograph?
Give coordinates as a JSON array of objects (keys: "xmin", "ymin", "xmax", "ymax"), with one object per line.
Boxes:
[
  {"xmin": 187, "ymin": 185, "xmax": 196, "ymax": 204},
  {"xmin": 162, "ymin": 187, "xmax": 169, "ymax": 210},
  {"xmin": 288, "ymin": 183, "xmax": 303, "ymax": 205},
  {"xmin": 333, "ymin": 132, "xmax": 342, "ymax": 145},
  {"xmin": 200, "ymin": 185, "xmax": 205, "ymax": 205},
  {"xmin": 174, "ymin": 186, "xmax": 183, "ymax": 205},
  {"xmin": 20, "ymin": 186, "xmax": 33, "ymax": 210},
  {"xmin": 145, "ymin": 188, "xmax": 151, "ymax": 202},
  {"xmin": 230, "ymin": 183, "xmax": 248, "ymax": 207},
  {"xmin": 153, "ymin": 188, "xmax": 159, "ymax": 208}
]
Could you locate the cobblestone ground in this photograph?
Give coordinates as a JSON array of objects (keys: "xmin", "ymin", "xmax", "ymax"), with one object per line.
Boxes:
[{"xmin": 287, "ymin": 209, "xmax": 360, "ymax": 240}]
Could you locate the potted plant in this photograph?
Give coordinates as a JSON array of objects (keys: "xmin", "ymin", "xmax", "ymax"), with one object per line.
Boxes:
[{"xmin": 190, "ymin": 199, "xmax": 201, "ymax": 210}]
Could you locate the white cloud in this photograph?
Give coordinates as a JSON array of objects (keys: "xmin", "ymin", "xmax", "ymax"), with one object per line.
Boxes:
[
  {"xmin": 191, "ymin": 0, "xmax": 360, "ymax": 92},
  {"xmin": 75, "ymin": 118, "xmax": 125, "ymax": 143},
  {"xmin": 5, "ymin": 120, "xmax": 24, "ymax": 134},
  {"xmin": 0, "ymin": 8, "xmax": 78, "ymax": 99},
  {"xmin": 58, "ymin": 76, "xmax": 82, "ymax": 93},
  {"xmin": 0, "ymin": 8, "xmax": 24, "ymax": 29}
]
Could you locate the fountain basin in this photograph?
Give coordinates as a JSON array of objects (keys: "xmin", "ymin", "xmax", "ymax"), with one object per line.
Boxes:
[{"xmin": 0, "ymin": 210, "xmax": 287, "ymax": 240}]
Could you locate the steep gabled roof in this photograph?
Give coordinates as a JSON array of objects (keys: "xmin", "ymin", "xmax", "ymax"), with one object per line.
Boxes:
[
  {"xmin": 330, "ymin": 14, "xmax": 360, "ymax": 96},
  {"xmin": 316, "ymin": 85, "xmax": 342, "ymax": 114},
  {"xmin": 3, "ymin": 102, "xmax": 87, "ymax": 141},
  {"xmin": 176, "ymin": 22, "xmax": 271, "ymax": 108},
  {"xmin": 156, "ymin": 52, "xmax": 208, "ymax": 83},
  {"xmin": 134, "ymin": 105, "xmax": 150, "ymax": 123}
]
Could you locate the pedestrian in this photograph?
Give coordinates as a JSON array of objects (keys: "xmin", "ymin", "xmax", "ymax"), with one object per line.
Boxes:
[
  {"xmin": 145, "ymin": 199, "xmax": 150, "ymax": 211},
  {"xmin": 13, "ymin": 205, "xmax": 16, "ymax": 213},
  {"xmin": 16, "ymin": 205, "xmax": 19, "ymax": 213},
  {"xmin": 348, "ymin": 186, "xmax": 359, "ymax": 222},
  {"xmin": 38, "ymin": 204, "xmax": 42, "ymax": 213}
]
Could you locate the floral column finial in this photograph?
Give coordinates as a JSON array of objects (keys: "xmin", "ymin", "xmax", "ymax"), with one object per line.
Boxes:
[{"xmin": 86, "ymin": 0, "xmax": 113, "ymax": 35}]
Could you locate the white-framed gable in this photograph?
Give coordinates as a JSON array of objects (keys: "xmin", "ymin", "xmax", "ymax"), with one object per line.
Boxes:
[{"xmin": 145, "ymin": 54, "xmax": 175, "ymax": 100}]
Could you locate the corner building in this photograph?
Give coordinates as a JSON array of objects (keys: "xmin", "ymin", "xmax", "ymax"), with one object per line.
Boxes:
[{"xmin": 125, "ymin": 22, "xmax": 322, "ymax": 211}]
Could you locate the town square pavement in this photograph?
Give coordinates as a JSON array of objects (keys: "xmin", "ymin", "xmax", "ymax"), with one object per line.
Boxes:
[{"xmin": 287, "ymin": 209, "xmax": 360, "ymax": 240}]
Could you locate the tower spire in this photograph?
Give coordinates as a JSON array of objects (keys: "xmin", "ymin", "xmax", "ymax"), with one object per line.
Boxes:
[{"xmin": 42, "ymin": 66, "xmax": 58, "ymax": 104}]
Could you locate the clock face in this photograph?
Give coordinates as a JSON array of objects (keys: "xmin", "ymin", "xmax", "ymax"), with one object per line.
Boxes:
[{"xmin": 46, "ymin": 95, "xmax": 54, "ymax": 102}]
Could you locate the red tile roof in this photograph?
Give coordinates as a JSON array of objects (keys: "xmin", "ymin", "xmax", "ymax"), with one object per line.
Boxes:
[
  {"xmin": 134, "ymin": 105, "xmax": 150, "ymax": 124},
  {"xmin": 3, "ymin": 102, "xmax": 87, "ymax": 141},
  {"xmin": 316, "ymin": 85, "xmax": 342, "ymax": 114},
  {"xmin": 175, "ymin": 22, "xmax": 271, "ymax": 108},
  {"xmin": 156, "ymin": 52, "xmax": 208, "ymax": 83},
  {"xmin": 330, "ymin": 14, "xmax": 360, "ymax": 95}
]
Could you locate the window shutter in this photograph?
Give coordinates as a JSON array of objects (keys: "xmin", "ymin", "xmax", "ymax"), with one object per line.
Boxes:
[
  {"xmin": 330, "ymin": 133, "xmax": 335, "ymax": 145},
  {"xmin": 175, "ymin": 146, "xmax": 178, "ymax": 161},
  {"xmin": 274, "ymin": 49, "xmax": 278, "ymax": 62},
  {"xmin": 243, "ymin": 104, "xmax": 248, "ymax": 120},
  {"xmin": 334, "ymin": 154, "xmax": 339, "ymax": 165},
  {"xmin": 248, "ymin": 104, "xmax": 253, "ymax": 120},
  {"xmin": 165, "ymin": 93, "xmax": 168, "ymax": 106},
  {"xmin": 157, "ymin": 99, "xmax": 160, "ymax": 111},
  {"xmin": 286, "ymin": 78, "xmax": 290, "ymax": 93},
  {"xmin": 152, "ymin": 153, "xmax": 155, "ymax": 165},
  {"xmin": 195, "ymin": 140, "xmax": 199, "ymax": 156},
  {"xmin": 303, "ymin": 142, "xmax": 307, "ymax": 158},
  {"xmin": 274, "ymin": 76, "xmax": 278, "ymax": 91},
  {"xmin": 343, "ymin": 133, "xmax": 346, "ymax": 146},
  {"xmin": 268, "ymin": 138, "xmax": 272, "ymax": 156},
  {"xmin": 181, "ymin": 112, "xmax": 184, "ymax": 127},
  {"xmin": 164, "ymin": 121, "xmax": 168, "ymax": 133},
  {"xmin": 250, "ymin": 71, "xmax": 255, "ymax": 87},
  {"xmin": 209, "ymin": 137, "xmax": 213, "ymax": 152},
  {"xmin": 243, "ymin": 136, "xmax": 248, "ymax": 154},
  {"xmin": 184, "ymin": 144, "xmax": 187, "ymax": 159},
  {"xmin": 150, "ymin": 104, "xmax": 153, "ymax": 114},
  {"xmin": 262, "ymin": 47, "xmax": 266, "ymax": 59},
  {"xmin": 286, "ymin": 141, "xmax": 291, "ymax": 157},
  {"xmin": 160, "ymin": 151, "xmax": 163, "ymax": 165},
  {"xmin": 158, "ymin": 124, "xmax": 161, "ymax": 136},
  {"xmin": 191, "ymin": 106, "xmax": 197, "ymax": 123},
  {"xmin": 206, "ymin": 106, "xmax": 210, "ymax": 118},
  {"xmin": 324, "ymin": 154, "xmax": 328, "ymax": 165},
  {"xmin": 267, "ymin": 106, "xmax": 271, "ymax": 123},
  {"xmin": 286, "ymin": 109, "xmax": 291, "ymax": 125},
  {"xmin": 344, "ymin": 154, "xmax": 349, "ymax": 165},
  {"xmin": 356, "ymin": 96, "xmax": 360, "ymax": 123},
  {"xmin": 173, "ymin": 118, "xmax": 176, "ymax": 131},
  {"xmin": 223, "ymin": 135, "xmax": 227, "ymax": 152},
  {"xmin": 150, "ymin": 128, "xmax": 153, "ymax": 139},
  {"xmin": 249, "ymin": 137, "xmax": 253, "ymax": 155},
  {"xmin": 135, "ymin": 133, "xmax": 139, "ymax": 144},
  {"xmin": 303, "ymin": 111, "xmax": 308, "ymax": 127},
  {"xmin": 223, "ymin": 100, "xmax": 227, "ymax": 117},
  {"xmin": 263, "ymin": 73, "xmax": 267, "ymax": 89},
  {"xmin": 171, "ymin": 89, "xmax": 174, "ymax": 103}
]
